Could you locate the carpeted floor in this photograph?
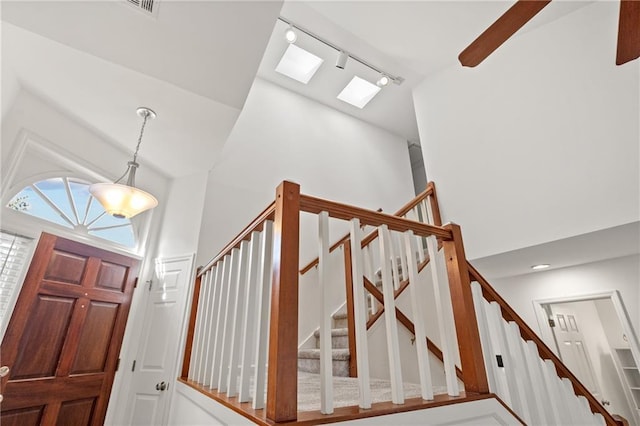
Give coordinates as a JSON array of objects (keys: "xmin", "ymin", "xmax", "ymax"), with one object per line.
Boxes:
[{"xmin": 297, "ymin": 371, "xmax": 448, "ymax": 412}]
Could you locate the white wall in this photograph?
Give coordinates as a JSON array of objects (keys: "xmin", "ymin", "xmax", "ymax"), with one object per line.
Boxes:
[
  {"xmin": 196, "ymin": 77, "xmax": 415, "ymax": 267},
  {"xmin": 155, "ymin": 171, "xmax": 208, "ymax": 258},
  {"xmin": 413, "ymin": 2, "xmax": 639, "ymax": 260},
  {"xmin": 488, "ymin": 255, "xmax": 640, "ymax": 350}
]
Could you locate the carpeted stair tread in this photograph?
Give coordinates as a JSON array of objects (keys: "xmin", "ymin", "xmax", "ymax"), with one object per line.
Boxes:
[
  {"xmin": 298, "ymin": 348, "xmax": 350, "ymax": 361},
  {"xmin": 333, "ymin": 312, "xmax": 348, "ymax": 321},
  {"xmin": 313, "ymin": 327, "xmax": 349, "ymax": 338}
]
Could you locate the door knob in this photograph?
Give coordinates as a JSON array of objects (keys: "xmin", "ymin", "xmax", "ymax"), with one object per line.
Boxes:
[
  {"xmin": 0, "ymin": 366, "xmax": 9, "ymax": 378},
  {"xmin": 155, "ymin": 381, "xmax": 167, "ymax": 391}
]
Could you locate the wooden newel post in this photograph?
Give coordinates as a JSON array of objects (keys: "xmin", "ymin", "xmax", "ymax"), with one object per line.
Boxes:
[
  {"xmin": 442, "ymin": 223, "xmax": 489, "ymax": 394},
  {"xmin": 266, "ymin": 181, "xmax": 301, "ymax": 422},
  {"xmin": 343, "ymin": 240, "xmax": 358, "ymax": 378}
]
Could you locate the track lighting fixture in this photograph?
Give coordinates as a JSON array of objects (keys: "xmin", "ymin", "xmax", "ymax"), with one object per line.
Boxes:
[
  {"xmin": 376, "ymin": 75, "xmax": 390, "ymax": 87},
  {"xmin": 277, "ymin": 16, "xmax": 403, "ymax": 86},
  {"xmin": 284, "ymin": 26, "xmax": 297, "ymax": 44},
  {"xmin": 336, "ymin": 51, "xmax": 349, "ymax": 69}
]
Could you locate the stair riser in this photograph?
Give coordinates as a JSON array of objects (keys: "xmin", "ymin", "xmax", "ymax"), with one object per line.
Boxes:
[
  {"xmin": 315, "ymin": 334, "xmax": 349, "ymax": 349},
  {"xmin": 297, "ymin": 358, "xmax": 350, "ymax": 377},
  {"xmin": 333, "ymin": 317, "xmax": 348, "ymax": 329}
]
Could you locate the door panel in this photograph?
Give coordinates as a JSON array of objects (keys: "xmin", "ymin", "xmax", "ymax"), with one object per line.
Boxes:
[
  {"xmin": 96, "ymin": 262, "xmax": 128, "ymax": 291},
  {"xmin": 1, "ymin": 406, "xmax": 44, "ymax": 426},
  {"xmin": 56, "ymin": 398, "xmax": 96, "ymax": 425},
  {"xmin": 71, "ymin": 302, "xmax": 119, "ymax": 374},
  {"xmin": 45, "ymin": 250, "xmax": 87, "ymax": 284},
  {"xmin": 12, "ymin": 295, "xmax": 75, "ymax": 380},
  {"xmin": 1, "ymin": 232, "xmax": 139, "ymax": 425}
]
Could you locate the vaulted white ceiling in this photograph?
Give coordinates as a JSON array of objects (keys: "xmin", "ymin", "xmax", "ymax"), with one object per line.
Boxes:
[{"xmin": 1, "ymin": 0, "xmax": 596, "ymax": 178}]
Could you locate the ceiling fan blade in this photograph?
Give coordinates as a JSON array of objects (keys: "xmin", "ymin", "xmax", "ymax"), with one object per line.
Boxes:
[
  {"xmin": 616, "ymin": 0, "xmax": 640, "ymax": 65},
  {"xmin": 459, "ymin": 0, "xmax": 552, "ymax": 67}
]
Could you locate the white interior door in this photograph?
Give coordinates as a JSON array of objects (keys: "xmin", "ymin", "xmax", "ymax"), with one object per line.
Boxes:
[
  {"xmin": 126, "ymin": 255, "xmax": 195, "ymax": 425},
  {"xmin": 549, "ymin": 304, "xmax": 601, "ymax": 399}
]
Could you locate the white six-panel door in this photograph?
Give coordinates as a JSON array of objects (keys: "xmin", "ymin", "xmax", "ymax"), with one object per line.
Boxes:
[{"xmin": 126, "ymin": 255, "xmax": 195, "ymax": 425}]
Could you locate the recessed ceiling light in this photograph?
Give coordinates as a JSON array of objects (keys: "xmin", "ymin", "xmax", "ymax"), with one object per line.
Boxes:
[
  {"xmin": 531, "ymin": 264, "xmax": 551, "ymax": 270},
  {"xmin": 275, "ymin": 44, "xmax": 323, "ymax": 84},
  {"xmin": 337, "ymin": 76, "xmax": 381, "ymax": 109}
]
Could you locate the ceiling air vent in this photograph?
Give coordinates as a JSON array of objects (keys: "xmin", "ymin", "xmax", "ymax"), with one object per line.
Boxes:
[{"xmin": 125, "ymin": 0, "xmax": 159, "ymax": 17}]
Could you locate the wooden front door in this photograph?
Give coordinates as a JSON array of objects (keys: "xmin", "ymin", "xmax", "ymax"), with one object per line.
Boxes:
[{"xmin": 0, "ymin": 232, "xmax": 139, "ymax": 425}]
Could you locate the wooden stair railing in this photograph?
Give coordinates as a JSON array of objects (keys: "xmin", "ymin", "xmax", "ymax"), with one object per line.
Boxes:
[
  {"xmin": 299, "ymin": 182, "xmax": 440, "ymax": 275},
  {"xmin": 468, "ymin": 261, "xmax": 623, "ymax": 426},
  {"xmin": 301, "ymin": 183, "xmax": 451, "ymax": 378},
  {"xmin": 181, "ymin": 181, "xmax": 483, "ymax": 423}
]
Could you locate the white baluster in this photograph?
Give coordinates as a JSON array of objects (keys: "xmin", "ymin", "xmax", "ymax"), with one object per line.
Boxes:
[
  {"xmin": 252, "ymin": 221, "xmax": 273, "ymax": 410},
  {"xmin": 318, "ymin": 211, "xmax": 334, "ymax": 414},
  {"xmin": 227, "ymin": 240, "xmax": 251, "ymax": 397},
  {"xmin": 362, "ymin": 245, "xmax": 377, "ymax": 316},
  {"xmin": 403, "ymin": 208, "xmax": 425, "ymax": 263},
  {"xmin": 202, "ymin": 265, "xmax": 221, "ymax": 386},
  {"xmin": 505, "ymin": 321, "xmax": 533, "ymax": 424},
  {"xmin": 542, "ymin": 359, "xmax": 572, "ymax": 425},
  {"xmin": 505, "ymin": 324, "xmax": 541, "ymax": 425},
  {"xmin": 195, "ymin": 270, "xmax": 213, "ymax": 383},
  {"xmin": 489, "ymin": 302, "xmax": 524, "ymax": 413},
  {"xmin": 396, "ymin": 233, "xmax": 408, "ymax": 283},
  {"xmin": 378, "ymin": 225, "xmax": 404, "ymax": 404},
  {"xmin": 218, "ymin": 248, "xmax": 240, "ymax": 392},
  {"xmin": 577, "ymin": 396, "xmax": 597, "ymax": 426},
  {"xmin": 404, "ymin": 230, "xmax": 433, "ymax": 400},
  {"xmin": 350, "ymin": 218, "xmax": 372, "ymax": 409},
  {"xmin": 524, "ymin": 341, "xmax": 556, "ymax": 425},
  {"xmin": 238, "ymin": 231, "xmax": 261, "ymax": 402},
  {"xmin": 425, "ymin": 232, "xmax": 459, "ymax": 396},
  {"xmin": 418, "ymin": 200, "xmax": 429, "ymax": 224},
  {"xmin": 484, "ymin": 300, "xmax": 511, "ymax": 405},
  {"xmin": 470, "ymin": 282, "xmax": 499, "ymax": 394},
  {"xmin": 593, "ymin": 413, "xmax": 606, "ymax": 426},
  {"xmin": 561, "ymin": 377, "xmax": 585, "ymax": 425},
  {"xmin": 387, "ymin": 231, "xmax": 400, "ymax": 291},
  {"xmin": 189, "ymin": 269, "xmax": 208, "ymax": 380},
  {"xmin": 209, "ymin": 254, "xmax": 232, "ymax": 389}
]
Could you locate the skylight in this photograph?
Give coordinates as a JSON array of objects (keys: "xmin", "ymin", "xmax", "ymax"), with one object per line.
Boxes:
[
  {"xmin": 337, "ymin": 76, "xmax": 381, "ymax": 109},
  {"xmin": 275, "ymin": 44, "xmax": 323, "ymax": 84}
]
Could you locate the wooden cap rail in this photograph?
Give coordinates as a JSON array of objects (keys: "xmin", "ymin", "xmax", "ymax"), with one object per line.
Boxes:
[
  {"xmin": 198, "ymin": 202, "xmax": 276, "ymax": 277},
  {"xmin": 299, "ymin": 195, "xmax": 451, "ymax": 240},
  {"xmin": 467, "ymin": 261, "xmax": 622, "ymax": 426}
]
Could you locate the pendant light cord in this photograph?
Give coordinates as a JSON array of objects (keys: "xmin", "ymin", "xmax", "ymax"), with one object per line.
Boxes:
[{"xmin": 132, "ymin": 111, "xmax": 149, "ymax": 164}]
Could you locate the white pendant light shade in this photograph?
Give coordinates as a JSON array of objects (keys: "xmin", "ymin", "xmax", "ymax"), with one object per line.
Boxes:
[
  {"xmin": 89, "ymin": 107, "xmax": 159, "ymax": 219},
  {"xmin": 89, "ymin": 182, "xmax": 157, "ymax": 219}
]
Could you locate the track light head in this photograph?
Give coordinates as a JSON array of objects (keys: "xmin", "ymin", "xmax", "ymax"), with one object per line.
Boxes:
[
  {"xmin": 336, "ymin": 50, "xmax": 349, "ymax": 69},
  {"xmin": 285, "ymin": 26, "xmax": 297, "ymax": 44},
  {"xmin": 376, "ymin": 75, "xmax": 391, "ymax": 87}
]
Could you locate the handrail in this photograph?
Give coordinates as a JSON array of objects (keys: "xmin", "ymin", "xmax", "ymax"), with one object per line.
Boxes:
[
  {"xmin": 300, "ymin": 182, "xmax": 437, "ymax": 274},
  {"xmin": 198, "ymin": 202, "xmax": 276, "ymax": 277},
  {"xmin": 467, "ymin": 261, "xmax": 621, "ymax": 426},
  {"xmin": 299, "ymin": 194, "xmax": 451, "ymax": 239}
]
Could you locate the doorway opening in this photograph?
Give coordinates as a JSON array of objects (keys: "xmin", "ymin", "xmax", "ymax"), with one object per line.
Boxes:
[{"xmin": 534, "ymin": 291, "xmax": 640, "ymax": 425}]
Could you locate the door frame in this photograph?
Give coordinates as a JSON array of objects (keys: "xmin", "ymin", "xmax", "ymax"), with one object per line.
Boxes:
[
  {"xmin": 113, "ymin": 253, "xmax": 197, "ymax": 425},
  {"xmin": 534, "ymin": 291, "xmax": 640, "ymax": 422},
  {"xmin": 533, "ymin": 291, "xmax": 640, "ymax": 366}
]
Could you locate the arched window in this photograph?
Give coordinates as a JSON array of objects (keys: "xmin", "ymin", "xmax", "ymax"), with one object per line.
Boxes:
[{"xmin": 6, "ymin": 177, "xmax": 135, "ymax": 247}]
